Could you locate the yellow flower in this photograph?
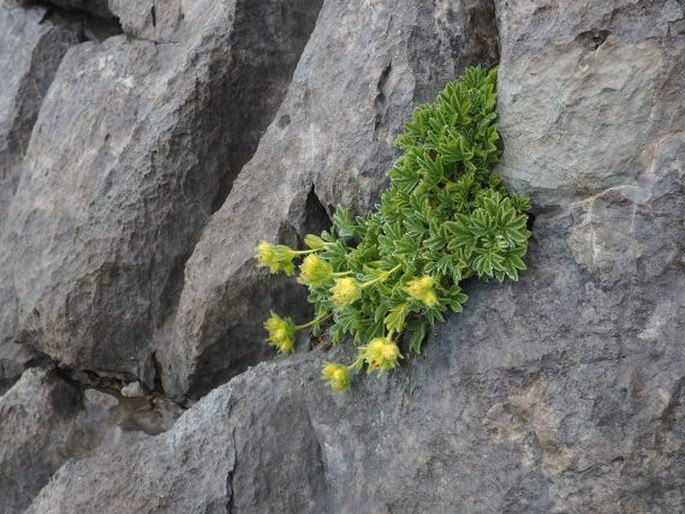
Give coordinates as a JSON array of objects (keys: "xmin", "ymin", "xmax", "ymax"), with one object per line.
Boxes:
[
  {"xmin": 359, "ymin": 337, "xmax": 403, "ymax": 375},
  {"xmin": 330, "ymin": 277, "xmax": 362, "ymax": 306},
  {"xmin": 264, "ymin": 313, "xmax": 296, "ymax": 354},
  {"xmin": 255, "ymin": 241, "xmax": 297, "ymax": 275},
  {"xmin": 297, "ymin": 254, "xmax": 334, "ymax": 287},
  {"xmin": 321, "ymin": 362, "xmax": 351, "ymax": 391},
  {"xmin": 406, "ymin": 275, "xmax": 437, "ymax": 307},
  {"xmin": 256, "ymin": 240, "xmax": 276, "ymax": 268}
]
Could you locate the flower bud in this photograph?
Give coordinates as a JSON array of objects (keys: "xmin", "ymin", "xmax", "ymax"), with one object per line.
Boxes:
[
  {"xmin": 406, "ymin": 275, "xmax": 437, "ymax": 307},
  {"xmin": 321, "ymin": 362, "xmax": 352, "ymax": 391},
  {"xmin": 330, "ymin": 277, "xmax": 362, "ymax": 306},
  {"xmin": 255, "ymin": 241, "xmax": 297, "ymax": 275},
  {"xmin": 263, "ymin": 313, "xmax": 296, "ymax": 354},
  {"xmin": 297, "ymin": 254, "xmax": 334, "ymax": 288},
  {"xmin": 360, "ymin": 337, "xmax": 403, "ymax": 375},
  {"xmin": 304, "ymin": 234, "xmax": 327, "ymax": 250}
]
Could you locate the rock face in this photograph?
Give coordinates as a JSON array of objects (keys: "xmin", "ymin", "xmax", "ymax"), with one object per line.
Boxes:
[
  {"xmin": 27, "ymin": 153, "xmax": 685, "ymax": 513},
  {"xmin": 496, "ymin": 0, "xmax": 684, "ymax": 207},
  {"xmin": 108, "ymin": 0, "xmax": 180, "ymax": 41},
  {"xmin": 0, "ymin": 0, "xmax": 322, "ymax": 384},
  {"xmin": 0, "ymin": 1, "xmax": 77, "ymax": 393},
  {"xmin": 0, "ymin": 2, "xmax": 77, "ymax": 222},
  {"xmin": 28, "ymin": 171, "xmax": 685, "ymax": 508},
  {"xmin": 0, "ymin": 341, "xmax": 35, "ymax": 395},
  {"xmin": 0, "ymin": 0, "xmax": 683, "ymax": 511},
  {"xmin": 0, "ymin": 362, "xmax": 183, "ymax": 513},
  {"xmin": 27, "ymin": 386, "xmax": 236, "ymax": 514},
  {"xmin": 0, "ymin": 367, "xmax": 130, "ymax": 513},
  {"xmin": 162, "ymin": 0, "xmax": 500, "ymax": 400}
]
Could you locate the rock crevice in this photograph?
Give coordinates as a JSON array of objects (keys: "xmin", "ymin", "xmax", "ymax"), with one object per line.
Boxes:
[
  {"xmin": 163, "ymin": 0, "xmax": 502, "ymax": 401},
  {"xmin": 0, "ymin": 0, "xmax": 324, "ymax": 390}
]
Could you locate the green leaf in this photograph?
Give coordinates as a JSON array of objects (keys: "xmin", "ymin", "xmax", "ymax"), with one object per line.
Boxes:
[
  {"xmin": 409, "ymin": 319, "xmax": 430, "ymax": 354},
  {"xmin": 384, "ymin": 303, "xmax": 409, "ymax": 333},
  {"xmin": 333, "ymin": 207, "xmax": 357, "ymax": 238},
  {"xmin": 304, "ymin": 234, "xmax": 327, "ymax": 250}
]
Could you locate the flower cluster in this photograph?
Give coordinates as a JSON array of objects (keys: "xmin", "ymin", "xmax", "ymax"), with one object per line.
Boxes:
[
  {"xmin": 406, "ymin": 276, "xmax": 437, "ymax": 307},
  {"xmin": 321, "ymin": 363, "xmax": 352, "ymax": 391},
  {"xmin": 297, "ymin": 254, "xmax": 334, "ymax": 287},
  {"xmin": 330, "ymin": 277, "xmax": 361, "ymax": 306},
  {"xmin": 253, "ymin": 66, "xmax": 531, "ymax": 392},
  {"xmin": 359, "ymin": 337, "xmax": 403, "ymax": 374},
  {"xmin": 264, "ymin": 313, "xmax": 296, "ymax": 354},
  {"xmin": 256, "ymin": 241, "xmax": 298, "ymax": 276}
]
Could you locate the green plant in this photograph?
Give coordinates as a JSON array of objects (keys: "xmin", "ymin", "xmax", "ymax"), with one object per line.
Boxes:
[{"xmin": 256, "ymin": 66, "xmax": 531, "ymax": 391}]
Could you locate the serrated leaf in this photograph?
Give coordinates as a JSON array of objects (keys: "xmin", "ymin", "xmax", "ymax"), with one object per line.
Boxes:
[
  {"xmin": 304, "ymin": 234, "xmax": 327, "ymax": 250},
  {"xmin": 333, "ymin": 207, "xmax": 357, "ymax": 238},
  {"xmin": 384, "ymin": 303, "xmax": 409, "ymax": 333},
  {"xmin": 409, "ymin": 320, "xmax": 430, "ymax": 354}
]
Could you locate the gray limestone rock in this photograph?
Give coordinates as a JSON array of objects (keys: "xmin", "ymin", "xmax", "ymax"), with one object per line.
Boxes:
[
  {"xmin": 163, "ymin": 0, "xmax": 500, "ymax": 400},
  {"xmin": 27, "ymin": 383, "xmax": 236, "ymax": 514},
  {"xmin": 495, "ymin": 0, "xmax": 684, "ymax": 208},
  {"xmin": 0, "ymin": 2, "xmax": 77, "ymax": 222},
  {"xmin": 108, "ymin": 0, "xmax": 181, "ymax": 42},
  {"xmin": 0, "ymin": 0, "xmax": 322, "ymax": 383},
  {"xmin": 27, "ymin": 139, "xmax": 685, "ymax": 510},
  {"xmin": 26, "ymin": 355, "xmax": 334, "ymax": 514},
  {"xmin": 27, "ymin": 156, "xmax": 685, "ymax": 511},
  {"xmin": 0, "ymin": 341, "xmax": 35, "ymax": 395},
  {"xmin": 0, "ymin": 362, "xmax": 185, "ymax": 513},
  {"xmin": 3, "ymin": 0, "xmax": 684, "ymax": 511},
  {"xmin": 0, "ymin": 367, "xmax": 121, "ymax": 513},
  {"xmin": 0, "ymin": 2, "xmax": 76, "ymax": 394},
  {"xmin": 55, "ymin": 0, "xmax": 112, "ymax": 17}
]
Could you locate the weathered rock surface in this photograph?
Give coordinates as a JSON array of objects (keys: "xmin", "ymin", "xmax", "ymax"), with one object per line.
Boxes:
[
  {"xmin": 108, "ymin": 0, "xmax": 181, "ymax": 42},
  {"xmin": 0, "ymin": 1, "xmax": 77, "ymax": 222},
  {"xmin": 0, "ymin": 0, "xmax": 322, "ymax": 384},
  {"xmin": 0, "ymin": 341, "xmax": 35, "ymax": 395},
  {"xmin": 496, "ymin": 0, "xmax": 684, "ymax": 207},
  {"xmin": 0, "ymin": 1, "xmax": 76, "ymax": 394},
  {"xmin": 0, "ymin": 360, "xmax": 185, "ymax": 513},
  {"xmin": 163, "ymin": 0, "xmax": 500, "ymax": 400},
  {"xmin": 1, "ymin": 0, "xmax": 683, "ymax": 511},
  {"xmin": 28, "ymin": 159, "xmax": 685, "ymax": 510},
  {"xmin": 27, "ymin": 382, "xmax": 235, "ymax": 514},
  {"xmin": 0, "ymin": 367, "xmax": 129, "ymax": 513}
]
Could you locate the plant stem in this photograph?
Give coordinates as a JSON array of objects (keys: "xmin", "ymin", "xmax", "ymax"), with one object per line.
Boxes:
[
  {"xmin": 360, "ymin": 263, "xmax": 403, "ymax": 289},
  {"xmin": 296, "ymin": 312, "xmax": 331, "ymax": 330},
  {"xmin": 349, "ymin": 356, "xmax": 365, "ymax": 373},
  {"xmin": 292, "ymin": 248, "xmax": 318, "ymax": 256}
]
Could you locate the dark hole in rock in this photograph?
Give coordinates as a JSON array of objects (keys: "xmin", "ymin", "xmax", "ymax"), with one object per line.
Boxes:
[
  {"xmin": 576, "ymin": 29, "xmax": 610, "ymax": 51},
  {"xmin": 34, "ymin": 1, "xmax": 123, "ymax": 43},
  {"xmin": 278, "ymin": 114, "xmax": 291, "ymax": 128},
  {"xmin": 49, "ymin": 374, "xmax": 82, "ymax": 418},
  {"xmin": 302, "ymin": 186, "xmax": 332, "ymax": 238},
  {"xmin": 151, "ymin": 352, "xmax": 164, "ymax": 395}
]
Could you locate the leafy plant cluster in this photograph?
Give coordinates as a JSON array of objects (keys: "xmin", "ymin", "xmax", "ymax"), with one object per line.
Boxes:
[{"xmin": 256, "ymin": 66, "xmax": 531, "ymax": 391}]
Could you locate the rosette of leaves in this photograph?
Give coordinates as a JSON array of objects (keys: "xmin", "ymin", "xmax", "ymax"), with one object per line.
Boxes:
[{"xmin": 256, "ymin": 66, "xmax": 531, "ymax": 391}]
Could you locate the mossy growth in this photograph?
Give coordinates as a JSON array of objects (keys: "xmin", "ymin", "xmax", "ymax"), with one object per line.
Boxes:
[{"xmin": 256, "ymin": 65, "xmax": 531, "ymax": 391}]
